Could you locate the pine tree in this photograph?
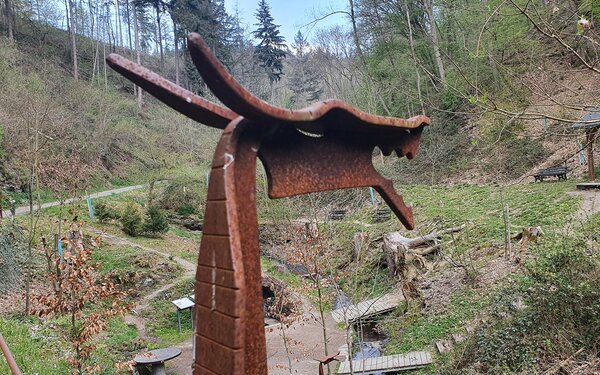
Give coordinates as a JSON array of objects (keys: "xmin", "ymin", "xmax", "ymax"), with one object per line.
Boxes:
[
  {"xmin": 143, "ymin": 205, "xmax": 169, "ymax": 235},
  {"xmin": 252, "ymin": 0, "xmax": 286, "ymax": 83},
  {"xmin": 170, "ymin": 0, "xmax": 235, "ymax": 94},
  {"xmin": 133, "ymin": 0, "xmax": 167, "ymax": 70},
  {"xmin": 289, "ymin": 31, "xmax": 322, "ymax": 107}
]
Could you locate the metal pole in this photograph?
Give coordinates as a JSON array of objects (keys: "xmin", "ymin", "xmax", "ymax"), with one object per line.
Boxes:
[
  {"xmin": 0, "ymin": 333, "xmax": 23, "ymax": 375},
  {"xmin": 177, "ymin": 309, "xmax": 182, "ymax": 334}
]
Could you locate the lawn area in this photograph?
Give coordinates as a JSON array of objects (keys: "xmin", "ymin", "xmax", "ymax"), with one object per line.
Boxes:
[
  {"xmin": 94, "ymin": 222, "xmax": 201, "ymax": 262},
  {"xmin": 1, "ymin": 179, "xmax": 584, "ymax": 374},
  {"xmin": 0, "ymin": 318, "xmax": 70, "ymax": 374},
  {"xmin": 322, "ymin": 181, "xmax": 579, "ymax": 255},
  {"xmin": 142, "ymin": 277, "xmax": 196, "ymax": 345}
]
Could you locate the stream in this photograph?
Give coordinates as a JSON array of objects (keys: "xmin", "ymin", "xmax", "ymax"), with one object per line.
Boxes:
[
  {"xmin": 336, "ymin": 293, "xmax": 387, "ymax": 375},
  {"xmin": 269, "ymin": 257, "xmax": 390, "ymax": 375}
]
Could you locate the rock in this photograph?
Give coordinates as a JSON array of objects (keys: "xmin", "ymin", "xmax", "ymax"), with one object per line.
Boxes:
[{"xmin": 142, "ymin": 277, "xmax": 154, "ymax": 287}]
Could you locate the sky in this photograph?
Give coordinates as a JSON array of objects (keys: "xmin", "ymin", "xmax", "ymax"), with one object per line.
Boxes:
[{"xmin": 224, "ymin": 0, "xmax": 349, "ymax": 44}]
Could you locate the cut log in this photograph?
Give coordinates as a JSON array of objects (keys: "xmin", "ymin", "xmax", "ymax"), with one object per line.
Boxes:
[
  {"xmin": 512, "ymin": 226, "xmax": 544, "ymax": 247},
  {"xmin": 383, "ymin": 226, "xmax": 464, "ymax": 286},
  {"xmin": 385, "ymin": 225, "xmax": 464, "ymax": 248},
  {"xmin": 352, "ymin": 232, "xmax": 369, "ymax": 260}
]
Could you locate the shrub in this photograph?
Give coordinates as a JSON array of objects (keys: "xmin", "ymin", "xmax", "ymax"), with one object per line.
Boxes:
[
  {"xmin": 94, "ymin": 201, "xmax": 119, "ymax": 223},
  {"xmin": 120, "ymin": 203, "xmax": 144, "ymax": 236},
  {"xmin": 177, "ymin": 203, "xmax": 196, "ymax": 216},
  {"xmin": 524, "ymin": 237, "xmax": 600, "ymax": 347},
  {"xmin": 0, "ymin": 223, "xmax": 26, "ymax": 293},
  {"xmin": 159, "ymin": 179, "xmax": 202, "ymax": 214},
  {"xmin": 450, "ymin": 237, "xmax": 600, "ymax": 373},
  {"xmin": 143, "ymin": 206, "xmax": 169, "ymax": 236}
]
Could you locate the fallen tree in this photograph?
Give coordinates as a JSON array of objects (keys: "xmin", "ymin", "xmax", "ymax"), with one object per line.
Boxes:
[{"xmin": 383, "ymin": 225, "xmax": 464, "ymax": 298}]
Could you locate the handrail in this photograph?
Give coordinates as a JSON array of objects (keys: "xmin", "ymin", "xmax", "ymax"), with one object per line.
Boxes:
[{"xmin": 0, "ymin": 333, "xmax": 23, "ymax": 375}]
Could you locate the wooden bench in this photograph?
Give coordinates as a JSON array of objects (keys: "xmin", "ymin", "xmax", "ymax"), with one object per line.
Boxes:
[
  {"xmin": 533, "ymin": 166, "xmax": 568, "ymax": 182},
  {"xmin": 372, "ymin": 209, "xmax": 391, "ymax": 223},
  {"xmin": 329, "ymin": 210, "xmax": 346, "ymax": 220}
]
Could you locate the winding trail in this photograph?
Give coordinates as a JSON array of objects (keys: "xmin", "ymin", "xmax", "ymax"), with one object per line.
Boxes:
[
  {"xmin": 5, "ymin": 184, "xmax": 148, "ymax": 218},
  {"xmin": 564, "ymin": 190, "xmax": 600, "ymax": 233},
  {"xmin": 91, "ymin": 230, "xmax": 196, "ymax": 342},
  {"xmin": 93, "ymin": 230, "xmax": 347, "ymax": 374}
]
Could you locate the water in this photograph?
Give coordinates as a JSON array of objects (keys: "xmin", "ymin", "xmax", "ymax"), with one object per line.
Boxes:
[
  {"xmin": 351, "ymin": 317, "xmax": 388, "ymax": 375},
  {"xmin": 335, "ymin": 291, "xmax": 352, "ymax": 310},
  {"xmin": 352, "ymin": 342, "xmax": 384, "ymax": 375}
]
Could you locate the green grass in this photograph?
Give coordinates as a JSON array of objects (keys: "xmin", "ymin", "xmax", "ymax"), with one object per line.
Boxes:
[
  {"xmin": 383, "ymin": 288, "xmax": 490, "ymax": 354},
  {"xmin": 142, "ymin": 277, "xmax": 195, "ymax": 344},
  {"xmin": 91, "ymin": 244, "xmax": 183, "ymax": 279},
  {"xmin": 170, "ymin": 226, "xmax": 201, "ymax": 240},
  {"xmin": 93, "ymin": 317, "xmax": 141, "ymax": 373},
  {"xmin": 0, "ymin": 318, "xmax": 70, "ymax": 374},
  {"xmin": 405, "ymin": 181, "xmax": 578, "ymax": 242},
  {"xmin": 261, "ymin": 256, "xmax": 304, "ymax": 288},
  {"xmin": 95, "ymin": 223, "xmax": 200, "ymax": 262}
]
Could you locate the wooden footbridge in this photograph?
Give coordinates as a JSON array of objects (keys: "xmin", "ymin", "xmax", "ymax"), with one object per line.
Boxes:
[
  {"xmin": 337, "ymin": 351, "xmax": 433, "ymax": 374},
  {"xmin": 331, "ymin": 293, "xmax": 404, "ymax": 323}
]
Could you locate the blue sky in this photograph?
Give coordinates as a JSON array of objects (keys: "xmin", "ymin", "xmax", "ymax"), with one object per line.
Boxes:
[{"xmin": 224, "ymin": 0, "xmax": 348, "ymax": 44}]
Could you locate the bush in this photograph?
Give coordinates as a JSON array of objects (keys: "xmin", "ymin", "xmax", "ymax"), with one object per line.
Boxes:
[
  {"xmin": 120, "ymin": 203, "xmax": 144, "ymax": 236},
  {"xmin": 450, "ymin": 237, "xmax": 600, "ymax": 373},
  {"xmin": 177, "ymin": 203, "xmax": 196, "ymax": 216},
  {"xmin": 159, "ymin": 179, "xmax": 203, "ymax": 214},
  {"xmin": 0, "ymin": 223, "xmax": 26, "ymax": 293},
  {"xmin": 94, "ymin": 201, "xmax": 119, "ymax": 223},
  {"xmin": 524, "ymin": 238, "xmax": 600, "ymax": 347},
  {"xmin": 143, "ymin": 206, "xmax": 169, "ymax": 236}
]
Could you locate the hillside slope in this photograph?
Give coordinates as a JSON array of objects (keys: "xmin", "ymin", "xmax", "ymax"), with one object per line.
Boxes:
[{"xmin": 0, "ymin": 23, "xmax": 220, "ymax": 198}]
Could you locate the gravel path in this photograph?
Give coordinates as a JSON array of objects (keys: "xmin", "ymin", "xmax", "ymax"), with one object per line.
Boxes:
[{"xmin": 4, "ymin": 184, "xmax": 148, "ymax": 217}]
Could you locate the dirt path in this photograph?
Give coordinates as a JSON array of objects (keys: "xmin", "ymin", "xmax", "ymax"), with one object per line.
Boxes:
[
  {"xmin": 96, "ymin": 230, "xmax": 346, "ymax": 374},
  {"xmin": 265, "ymin": 297, "xmax": 347, "ymax": 375},
  {"xmin": 92, "ymin": 230, "xmax": 196, "ymax": 345},
  {"xmin": 5, "ymin": 184, "xmax": 148, "ymax": 218},
  {"xmin": 167, "ymin": 293, "xmax": 347, "ymax": 375}
]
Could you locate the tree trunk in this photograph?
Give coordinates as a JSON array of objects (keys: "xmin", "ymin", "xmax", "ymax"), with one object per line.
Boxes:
[
  {"xmin": 124, "ymin": 0, "xmax": 136, "ymax": 95},
  {"xmin": 134, "ymin": 9, "xmax": 142, "ymax": 109},
  {"xmin": 115, "ymin": 0, "xmax": 123, "ymax": 47},
  {"xmin": 68, "ymin": 0, "xmax": 79, "ymax": 80},
  {"xmin": 155, "ymin": 5, "xmax": 164, "ymax": 71},
  {"xmin": 424, "ymin": 0, "xmax": 445, "ymax": 84},
  {"xmin": 404, "ymin": 1, "xmax": 424, "ymax": 114},
  {"xmin": 348, "ymin": 0, "xmax": 392, "ymax": 116},
  {"xmin": 173, "ymin": 20, "xmax": 180, "ymax": 85},
  {"xmin": 4, "ymin": 0, "xmax": 13, "ymax": 40},
  {"xmin": 125, "ymin": 0, "xmax": 132, "ymax": 50}
]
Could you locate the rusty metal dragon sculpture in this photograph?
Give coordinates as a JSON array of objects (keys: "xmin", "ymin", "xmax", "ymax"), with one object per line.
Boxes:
[{"xmin": 107, "ymin": 32, "xmax": 429, "ymax": 375}]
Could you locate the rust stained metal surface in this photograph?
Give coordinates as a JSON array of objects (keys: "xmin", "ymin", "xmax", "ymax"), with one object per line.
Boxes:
[
  {"xmin": 318, "ymin": 352, "xmax": 340, "ymax": 375},
  {"xmin": 107, "ymin": 32, "xmax": 429, "ymax": 375},
  {"xmin": 0, "ymin": 333, "xmax": 23, "ymax": 375}
]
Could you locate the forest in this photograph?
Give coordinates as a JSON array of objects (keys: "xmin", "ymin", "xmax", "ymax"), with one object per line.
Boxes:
[{"xmin": 1, "ymin": 0, "xmax": 600, "ymax": 374}]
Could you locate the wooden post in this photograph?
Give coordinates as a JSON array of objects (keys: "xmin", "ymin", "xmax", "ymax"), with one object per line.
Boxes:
[{"xmin": 587, "ymin": 128, "xmax": 598, "ymax": 181}]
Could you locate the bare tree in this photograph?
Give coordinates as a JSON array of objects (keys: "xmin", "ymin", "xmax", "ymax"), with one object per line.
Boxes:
[
  {"xmin": 4, "ymin": 0, "xmax": 13, "ymax": 40},
  {"xmin": 68, "ymin": 0, "xmax": 78, "ymax": 80},
  {"xmin": 424, "ymin": 0, "xmax": 445, "ymax": 84}
]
